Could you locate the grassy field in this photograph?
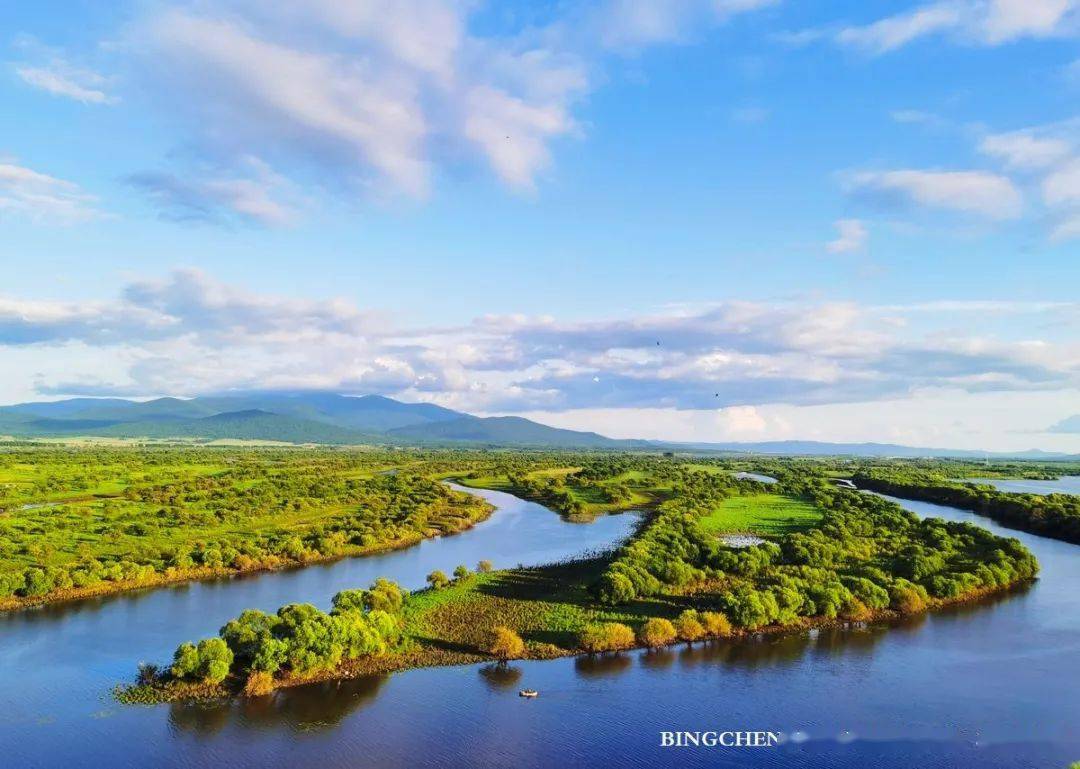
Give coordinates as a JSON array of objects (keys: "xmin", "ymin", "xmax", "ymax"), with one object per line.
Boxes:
[
  {"xmin": 402, "ymin": 559, "xmax": 691, "ymax": 657},
  {"xmin": 0, "ymin": 447, "xmax": 494, "ymax": 607},
  {"xmin": 697, "ymin": 494, "xmax": 823, "ymax": 537}
]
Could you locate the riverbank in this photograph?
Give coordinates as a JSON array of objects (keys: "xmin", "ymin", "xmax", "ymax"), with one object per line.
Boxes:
[
  {"xmin": 1, "ymin": 496, "xmax": 495, "ymax": 613},
  {"xmin": 854, "ymin": 471, "xmax": 1080, "ymax": 544},
  {"xmin": 117, "ymin": 552, "xmax": 1036, "ymax": 705}
]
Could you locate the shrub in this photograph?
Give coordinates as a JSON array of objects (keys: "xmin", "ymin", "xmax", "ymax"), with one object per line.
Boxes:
[
  {"xmin": 700, "ymin": 611, "xmax": 733, "ymax": 637},
  {"xmin": 243, "ymin": 671, "xmax": 275, "ymax": 697},
  {"xmin": 426, "ymin": 570, "xmax": 450, "ymax": 590},
  {"xmin": 674, "ymin": 610, "xmax": 705, "ymax": 643},
  {"xmin": 477, "ymin": 560, "xmax": 494, "ymax": 573},
  {"xmin": 487, "ymin": 626, "xmax": 525, "ymax": 661},
  {"xmin": 578, "ymin": 622, "xmax": 635, "ymax": 653},
  {"xmin": 638, "ymin": 618, "xmax": 677, "ymax": 649}
]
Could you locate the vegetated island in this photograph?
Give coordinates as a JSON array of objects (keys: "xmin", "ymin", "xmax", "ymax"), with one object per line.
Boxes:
[
  {"xmin": 0, "ymin": 447, "xmax": 493, "ymax": 611},
  {"xmin": 118, "ymin": 458, "xmax": 1039, "ymax": 704},
  {"xmin": 853, "ymin": 468, "xmax": 1080, "ymax": 544}
]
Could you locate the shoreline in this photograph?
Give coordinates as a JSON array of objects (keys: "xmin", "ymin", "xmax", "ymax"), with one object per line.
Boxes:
[{"xmin": 117, "ymin": 568, "xmax": 1036, "ymax": 706}]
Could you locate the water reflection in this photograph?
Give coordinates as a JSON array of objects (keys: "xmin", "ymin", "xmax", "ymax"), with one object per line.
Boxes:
[
  {"xmin": 573, "ymin": 653, "xmax": 632, "ymax": 679},
  {"xmin": 168, "ymin": 675, "xmax": 390, "ymax": 735},
  {"xmin": 637, "ymin": 648, "xmax": 677, "ymax": 671},
  {"xmin": 478, "ymin": 663, "xmax": 523, "ymax": 690}
]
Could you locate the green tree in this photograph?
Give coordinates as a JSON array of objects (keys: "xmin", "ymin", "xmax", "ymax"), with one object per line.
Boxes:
[
  {"xmin": 453, "ymin": 564, "xmax": 471, "ymax": 581},
  {"xmin": 171, "ymin": 642, "xmax": 200, "ymax": 679},
  {"xmin": 426, "ymin": 570, "xmax": 450, "ymax": 589},
  {"xmin": 196, "ymin": 638, "xmax": 234, "ymax": 683}
]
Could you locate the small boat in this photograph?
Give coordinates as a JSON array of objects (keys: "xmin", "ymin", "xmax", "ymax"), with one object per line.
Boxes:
[{"xmin": 519, "ymin": 689, "xmax": 539, "ymax": 698}]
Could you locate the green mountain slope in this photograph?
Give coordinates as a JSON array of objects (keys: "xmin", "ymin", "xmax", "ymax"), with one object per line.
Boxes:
[
  {"xmin": 92, "ymin": 410, "xmax": 378, "ymax": 443},
  {"xmin": 388, "ymin": 415, "xmax": 627, "ymax": 448}
]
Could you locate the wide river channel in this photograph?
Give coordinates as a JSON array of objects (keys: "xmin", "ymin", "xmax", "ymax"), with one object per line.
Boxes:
[{"xmin": 1, "ymin": 481, "xmax": 1078, "ymax": 768}]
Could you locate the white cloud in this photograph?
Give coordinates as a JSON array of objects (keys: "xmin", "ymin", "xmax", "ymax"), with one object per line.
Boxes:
[
  {"xmin": 981, "ymin": 0, "xmax": 1075, "ymax": 43},
  {"xmin": 714, "ymin": 405, "xmax": 770, "ymax": 436},
  {"xmin": 980, "ymin": 131, "xmax": 1073, "ymax": 170},
  {"xmin": 117, "ymin": 0, "xmax": 776, "ymax": 203},
  {"xmin": 1041, "ymin": 157, "xmax": 1080, "ymax": 239},
  {"xmin": 597, "ymin": 0, "xmax": 778, "ymax": 49},
  {"xmin": 2, "ymin": 271, "xmax": 1076, "ymax": 422},
  {"xmin": 513, "ymin": 388, "xmax": 1080, "ymax": 451},
  {"xmin": 846, "ymin": 169, "xmax": 1023, "ymax": 220},
  {"xmin": 836, "ymin": 0, "xmax": 1078, "ymax": 53},
  {"xmin": 837, "ymin": 4, "xmax": 962, "ymax": 53},
  {"xmin": 1042, "ymin": 157, "xmax": 1080, "ymax": 206},
  {"xmin": 15, "ymin": 62, "xmax": 116, "ymax": 105},
  {"xmin": 0, "ymin": 160, "xmax": 103, "ymax": 224},
  {"xmin": 146, "ymin": 9, "xmax": 432, "ymax": 197},
  {"xmin": 131, "ymin": 1, "xmax": 593, "ymax": 199},
  {"xmin": 826, "ymin": 218, "xmax": 868, "ymax": 254}
]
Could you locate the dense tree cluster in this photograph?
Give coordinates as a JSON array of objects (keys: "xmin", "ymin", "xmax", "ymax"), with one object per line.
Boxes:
[
  {"xmin": 170, "ymin": 579, "xmax": 405, "ymax": 688},
  {"xmin": 594, "ymin": 475, "xmax": 1039, "ymax": 632},
  {"xmin": 593, "ymin": 472, "xmax": 746, "ymax": 603},
  {"xmin": 853, "ymin": 469, "xmax": 1080, "ymax": 544}
]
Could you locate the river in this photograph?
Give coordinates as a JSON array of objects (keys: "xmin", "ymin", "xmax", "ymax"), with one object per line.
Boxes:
[
  {"xmin": 1, "ymin": 483, "xmax": 1078, "ymax": 768},
  {"xmin": 965, "ymin": 475, "xmax": 1080, "ymax": 496}
]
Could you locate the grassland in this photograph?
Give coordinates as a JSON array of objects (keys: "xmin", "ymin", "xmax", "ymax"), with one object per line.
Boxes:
[
  {"xmin": 697, "ymin": 494, "xmax": 823, "ymax": 537},
  {"xmin": 0, "ymin": 447, "xmax": 494, "ymax": 608}
]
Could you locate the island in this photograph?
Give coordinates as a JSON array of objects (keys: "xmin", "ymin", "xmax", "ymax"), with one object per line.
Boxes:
[{"xmin": 110, "ymin": 453, "xmax": 1041, "ymax": 704}]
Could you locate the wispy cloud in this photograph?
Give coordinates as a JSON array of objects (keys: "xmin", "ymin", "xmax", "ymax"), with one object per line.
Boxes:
[
  {"xmin": 835, "ymin": 0, "xmax": 1078, "ymax": 54},
  {"xmin": 826, "ymin": 218, "xmax": 868, "ymax": 254},
  {"xmin": 0, "ymin": 160, "xmax": 104, "ymax": 224},
  {"xmin": 844, "ymin": 168, "xmax": 1023, "ymax": 220},
  {"xmin": 125, "ymin": 157, "xmax": 300, "ymax": 226},
  {"xmin": 15, "ymin": 61, "xmax": 116, "ymax": 105}
]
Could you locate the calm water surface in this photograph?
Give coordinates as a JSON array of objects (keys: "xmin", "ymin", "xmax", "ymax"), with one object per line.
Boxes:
[
  {"xmin": 2, "ymin": 485, "xmax": 1078, "ymax": 768},
  {"xmin": 965, "ymin": 475, "xmax": 1080, "ymax": 496}
]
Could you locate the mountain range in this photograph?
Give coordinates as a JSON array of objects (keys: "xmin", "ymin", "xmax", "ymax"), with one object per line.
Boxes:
[
  {"xmin": 0, "ymin": 392, "xmax": 1075, "ymax": 458},
  {"xmin": 0, "ymin": 392, "xmax": 626, "ymax": 449}
]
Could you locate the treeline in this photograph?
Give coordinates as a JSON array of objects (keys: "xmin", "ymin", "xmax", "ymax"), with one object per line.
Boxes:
[
  {"xmin": 493, "ymin": 457, "xmax": 765, "ymax": 518},
  {"xmin": 853, "ymin": 469, "xmax": 1080, "ymax": 544},
  {"xmin": 594, "ymin": 475, "xmax": 1038, "ymax": 630},
  {"xmin": 592, "ymin": 470, "xmax": 761, "ymax": 603}
]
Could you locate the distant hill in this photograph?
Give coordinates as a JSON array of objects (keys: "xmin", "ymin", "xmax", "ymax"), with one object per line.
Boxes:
[
  {"xmin": 92, "ymin": 410, "xmax": 376, "ymax": 444},
  {"xmin": 389, "ymin": 415, "xmax": 628, "ymax": 448},
  {"xmin": 0, "ymin": 392, "xmax": 1075, "ymax": 456},
  {"xmin": 192, "ymin": 393, "xmax": 464, "ymax": 431},
  {"xmin": 676, "ymin": 440, "xmax": 1078, "ymax": 460}
]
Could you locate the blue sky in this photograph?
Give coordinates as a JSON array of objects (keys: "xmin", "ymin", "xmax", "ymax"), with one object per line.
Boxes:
[{"xmin": 1, "ymin": 0, "xmax": 1078, "ymax": 450}]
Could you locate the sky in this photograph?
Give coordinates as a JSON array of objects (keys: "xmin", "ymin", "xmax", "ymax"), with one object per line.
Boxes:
[{"xmin": 1, "ymin": 0, "xmax": 1078, "ymax": 451}]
